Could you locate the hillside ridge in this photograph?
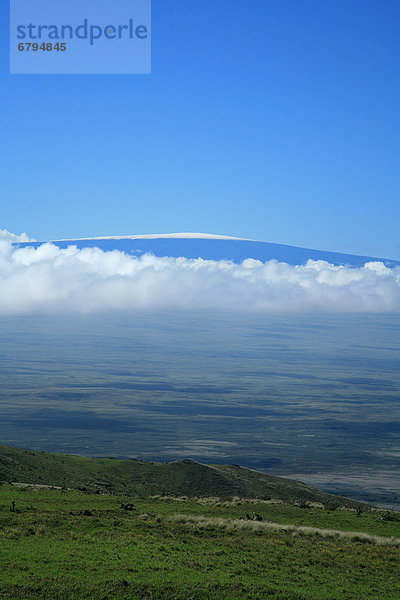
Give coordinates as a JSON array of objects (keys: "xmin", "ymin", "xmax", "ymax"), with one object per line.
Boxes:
[{"xmin": 0, "ymin": 444, "xmax": 365, "ymax": 508}]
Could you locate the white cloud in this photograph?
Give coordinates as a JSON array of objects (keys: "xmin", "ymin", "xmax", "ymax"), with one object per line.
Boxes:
[
  {"xmin": 0, "ymin": 241, "xmax": 399, "ymax": 315},
  {"xmin": 0, "ymin": 229, "xmax": 36, "ymax": 243}
]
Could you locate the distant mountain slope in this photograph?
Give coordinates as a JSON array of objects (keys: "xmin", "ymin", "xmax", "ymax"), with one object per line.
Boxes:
[
  {"xmin": 0, "ymin": 444, "xmax": 364, "ymax": 507},
  {"xmin": 14, "ymin": 233, "xmax": 400, "ymax": 267}
]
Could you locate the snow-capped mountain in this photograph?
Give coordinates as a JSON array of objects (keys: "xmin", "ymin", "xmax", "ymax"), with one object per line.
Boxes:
[{"xmin": 14, "ymin": 233, "xmax": 400, "ymax": 268}]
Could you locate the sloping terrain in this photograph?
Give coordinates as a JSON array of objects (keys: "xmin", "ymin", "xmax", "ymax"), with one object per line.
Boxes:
[
  {"xmin": 0, "ymin": 483, "xmax": 399, "ymax": 600},
  {"xmin": 14, "ymin": 234, "xmax": 400, "ymax": 267},
  {"xmin": 0, "ymin": 444, "xmax": 363, "ymax": 507}
]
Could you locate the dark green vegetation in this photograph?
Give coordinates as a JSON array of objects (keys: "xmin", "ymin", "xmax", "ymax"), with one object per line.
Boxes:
[
  {"xmin": 0, "ymin": 444, "xmax": 364, "ymax": 508},
  {"xmin": 1, "ymin": 312, "xmax": 400, "ymax": 507},
  {"xmin": 1, "ymin": 482, "xmax": 400, "ymax": 599}
]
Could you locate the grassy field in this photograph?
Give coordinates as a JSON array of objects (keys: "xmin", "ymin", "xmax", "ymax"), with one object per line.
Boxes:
[{"xmin": 1, "ymin": 483, "xmax": 399, "ymax": 600}]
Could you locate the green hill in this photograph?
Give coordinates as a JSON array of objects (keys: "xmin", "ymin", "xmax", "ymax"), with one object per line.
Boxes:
[
  {"xmin": 2, "ymin": 444, "xmax": 400, "ymax": 599},
  {"xmin": 1, "ymin": 482, "xmax": 399, "ymax": 599},
  {"xmin": 1, "ymin": 443, "xmax": 362, "ymax": 508}
]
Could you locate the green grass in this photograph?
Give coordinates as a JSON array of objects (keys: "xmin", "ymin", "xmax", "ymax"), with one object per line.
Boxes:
[
  {"xmin": 0, "ymin": 444, "xmax": 367, "ymax": 508},
  {"xmin": 1, "ymin": 484, "xmax": 399, "ymax": 599}
]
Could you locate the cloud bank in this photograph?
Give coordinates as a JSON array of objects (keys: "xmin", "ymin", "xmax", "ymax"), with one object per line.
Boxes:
[
  {"xmin": 0, "ymin": 229, "xmax": 36, "ymax": 243},
  {"xmin": 0, "ymin": 240, "xmax": 399, "ymax": 315}
]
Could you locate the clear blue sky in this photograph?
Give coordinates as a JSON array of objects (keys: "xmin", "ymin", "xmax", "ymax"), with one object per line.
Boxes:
[{"xmin": 1, "ymin": 0, "xmax": 399, "ymax": 258}]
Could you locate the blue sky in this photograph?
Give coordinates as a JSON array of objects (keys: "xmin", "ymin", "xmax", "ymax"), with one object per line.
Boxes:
[{"xmin": 1, "ymin": 0, "xmax": 399, "ymax": 258}]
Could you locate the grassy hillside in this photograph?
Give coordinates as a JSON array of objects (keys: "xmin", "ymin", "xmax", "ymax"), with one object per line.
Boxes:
[
  {"xmin": 1, "ymin": 445, "xmax": 400, "ymax": 599},
  {"xmin": 0, "ymin": 444, "xmax": 363, "ymax": 507},
  {"xmin": 1, "ymin": 484, "xmax": 399, "ymax": 600}
]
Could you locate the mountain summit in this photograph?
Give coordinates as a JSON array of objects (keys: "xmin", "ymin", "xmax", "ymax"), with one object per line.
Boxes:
[{"xmin": 15, "ymin": 233, "xmax": 400, "ymax": 268}]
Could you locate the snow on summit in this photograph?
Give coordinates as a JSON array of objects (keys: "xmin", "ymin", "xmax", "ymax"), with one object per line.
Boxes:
[{"xmin": 54, "ymin": 232, "xmax": 250, "ymax": 242}]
